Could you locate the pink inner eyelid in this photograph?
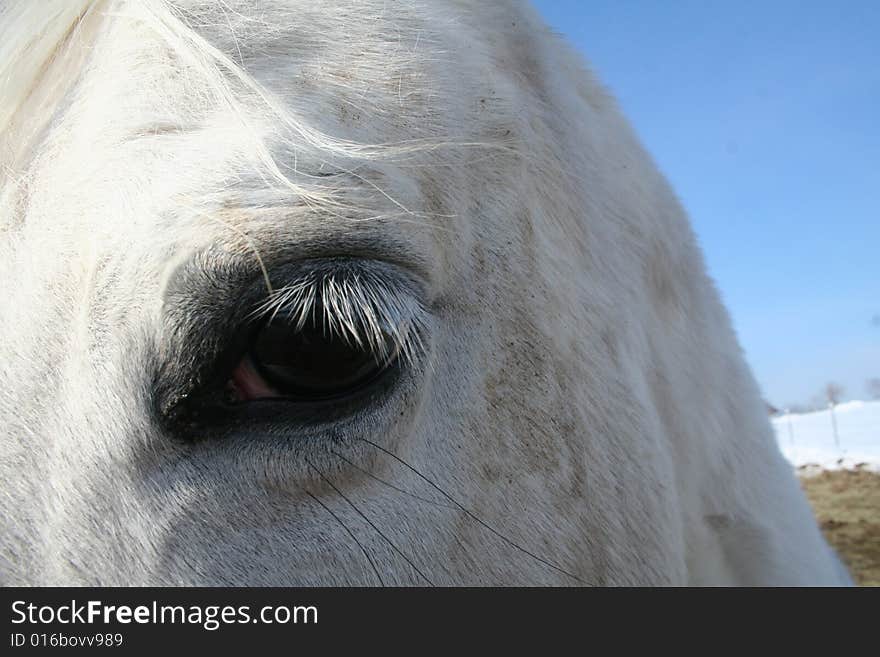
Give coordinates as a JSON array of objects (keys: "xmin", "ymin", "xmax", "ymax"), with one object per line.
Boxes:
[{"xmin": 228, "ymin": 355, "xmax": 279, "ymax": 401}]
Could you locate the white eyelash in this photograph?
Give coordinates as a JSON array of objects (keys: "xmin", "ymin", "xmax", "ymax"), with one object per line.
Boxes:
[{"xmin": 248, "ymin": 270, "xmax": 428, "ymax": 367}]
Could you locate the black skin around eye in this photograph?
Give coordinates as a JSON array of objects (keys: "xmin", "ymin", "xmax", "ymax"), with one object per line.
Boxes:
[
  {"xmin": 249, "ymin": 318, "xmax": 390, "ymax": 401},
  {"xmin": 156, "ymin": 255, "xmax": 425, "ymax": 439}
]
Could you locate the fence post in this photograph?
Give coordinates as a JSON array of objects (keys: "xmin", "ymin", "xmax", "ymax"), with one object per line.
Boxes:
[{"xmin": 829, "ymin": 402, "xmax": 839, "ymax": 449}]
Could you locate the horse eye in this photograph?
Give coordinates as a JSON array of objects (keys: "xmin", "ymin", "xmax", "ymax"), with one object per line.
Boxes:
[{"xmin": 225, "ymin": 319, "xmax": 391, "ymax": 403}]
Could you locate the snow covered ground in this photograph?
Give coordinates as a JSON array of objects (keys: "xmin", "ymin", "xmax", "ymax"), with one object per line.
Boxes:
[{"xmin": 772, "ymin": 400, "xmax": 880, "ymax": 472}]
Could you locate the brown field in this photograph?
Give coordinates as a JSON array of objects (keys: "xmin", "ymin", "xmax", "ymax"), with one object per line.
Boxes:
[{"xmin": 799, "ymin": 468, "xmax": 880, "ymax": 586}]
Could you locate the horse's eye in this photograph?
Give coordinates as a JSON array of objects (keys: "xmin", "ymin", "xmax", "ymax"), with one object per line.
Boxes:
[{"xmin": 226, "ymin": 320, "xmax": 391, "ymax": 403}]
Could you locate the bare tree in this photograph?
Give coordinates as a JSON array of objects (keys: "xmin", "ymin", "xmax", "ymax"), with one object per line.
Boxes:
[
  {"xmin": 867, "ymin": 378, "xmax": 880, "ymax": 401},
  {"xmin": 824, "ymin": 382, "xmax": 844, "ymax": 448},
  {"xmin": 825, "ymin": 383, "xmax": 844, "ymax": 405}
]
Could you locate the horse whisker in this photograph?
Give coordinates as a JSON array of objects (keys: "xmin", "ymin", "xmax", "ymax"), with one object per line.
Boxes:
[
  {"xmin": 301, "ymin": 488, "xmax": 385, "ymax": 587},
  {"xmin": 357, "ymin": 438, "xmax": 585, "ymax": 585},
  {"xmin": 329, "ymin": 449, "xmax": 456, "ymax": 510},
  {"xmin": 305, "ymin": 459, "xmax": 434, "ymax": 586}
]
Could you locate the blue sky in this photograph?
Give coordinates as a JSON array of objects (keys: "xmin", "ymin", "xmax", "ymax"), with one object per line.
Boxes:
[{"xmin": 533, "ymin": 0, "xmax": 880, "ymax": 406}]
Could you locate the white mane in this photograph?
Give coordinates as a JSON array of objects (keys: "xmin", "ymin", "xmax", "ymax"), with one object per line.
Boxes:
[{"xmin": 2, "ymin": 0, "xmax": 397, "ymax": 225}]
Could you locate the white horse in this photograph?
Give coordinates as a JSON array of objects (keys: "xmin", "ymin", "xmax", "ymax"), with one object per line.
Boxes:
[{"xmin": 0, "ymin": 0, "xmax": 851, "ymax": 585}]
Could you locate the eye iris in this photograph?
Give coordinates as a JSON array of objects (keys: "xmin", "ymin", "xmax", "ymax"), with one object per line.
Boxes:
[{"xmin": 249, "ymin": 320, "xmax": 385, "ymax": 400}]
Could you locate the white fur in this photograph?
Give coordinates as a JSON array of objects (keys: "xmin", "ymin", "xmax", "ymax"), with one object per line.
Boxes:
[{"xmin": 0, "ymin": 0, "xmax": 851, "ymax": 585}]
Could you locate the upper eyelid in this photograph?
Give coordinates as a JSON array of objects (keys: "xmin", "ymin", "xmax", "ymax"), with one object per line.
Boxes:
[{"xmin": 247, "ymin": 262, "xmax": 431, "ymax": 365}]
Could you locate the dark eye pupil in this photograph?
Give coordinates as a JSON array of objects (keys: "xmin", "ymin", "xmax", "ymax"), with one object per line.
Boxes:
[{"xmin": 250, "ymin": 319, "xmax": 386, "ymax": 400}]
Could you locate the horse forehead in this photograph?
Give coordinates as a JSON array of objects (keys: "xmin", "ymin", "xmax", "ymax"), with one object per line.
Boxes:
[
  {"xmin": 98, "ymin": 2, "xmax": 509, "ymax": 136},
  {"xmin": 18, "ymin": 1, "xmax": 581, "ymax": 308},
  {"xmin": 63, "ymin": 10, "xmax": 501, "ymax": 195},
  {"xmin": 60, "ymin": 9, "xmax": 553, "ymax": 276}
]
